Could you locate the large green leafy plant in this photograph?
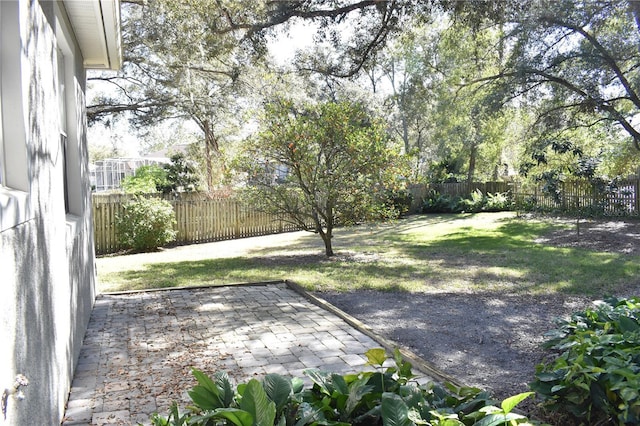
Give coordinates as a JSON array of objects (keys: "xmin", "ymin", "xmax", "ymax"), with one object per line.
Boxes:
[
  {"xmin": 530, "ymin": 297, "xmax": 640, "ymax": 425},
  {"xmin": 150, "ymin": 348, "xmax": 538, "ymax": 426}
]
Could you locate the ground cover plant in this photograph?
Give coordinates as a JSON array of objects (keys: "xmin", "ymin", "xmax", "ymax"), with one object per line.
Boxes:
[
  {"xmin": 150, "ymin": 348, "xmax": 539, "ymax": 426},
  {"xmin": 530, "ymin": 297, "xmax": 640, "ymax": 425}
]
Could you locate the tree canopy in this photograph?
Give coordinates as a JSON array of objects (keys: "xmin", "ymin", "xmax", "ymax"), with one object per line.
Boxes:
[{"xmin": 89, "ymin": 0, "xmax": 640, "ymax": 195}]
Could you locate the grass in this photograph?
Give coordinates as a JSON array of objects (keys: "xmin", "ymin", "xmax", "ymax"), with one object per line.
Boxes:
[{"xmin": 97, "ymin": 212, "xmax": 640, "ymax": 296}]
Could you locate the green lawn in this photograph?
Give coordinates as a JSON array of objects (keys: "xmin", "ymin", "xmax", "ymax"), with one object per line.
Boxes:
[{"xmin": 97, "ymin": 212, "xmax": 640, "ymax": 296}]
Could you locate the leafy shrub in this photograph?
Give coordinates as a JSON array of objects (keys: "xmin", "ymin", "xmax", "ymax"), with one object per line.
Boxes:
[
  {"xmin": 381, "ymin": 188, "xmax": 414, "ymax": 217},
  {"xmin": 422, "ymin": 190, "xmax": 463, "ymax": 213},
  {"xmin": 115, "ymin": 196, "xmax": 177, "ymax": 252},
  {"xmin": 151, "ymin": 348, "xmax": 538, "ymax": 426},
  {"xmin": 422, "ymin": 190, "xmax": 512, "ymax": 214},
  {"xmin": 530, "ymin": 297, "xmax": 640, "ymax": 425},
  {"xmin": 458, "ymin": 189, "xmax": 486, "ymax": 213},
  {"xmin": 484, "ymin": 192, "xmax": 512, "ymax": 212},
  {"xmin": 121, "ymin": 165, "xmax": 168, "ymax": 194}
]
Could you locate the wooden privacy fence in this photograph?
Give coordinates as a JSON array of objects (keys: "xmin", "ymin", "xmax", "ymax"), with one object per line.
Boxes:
[
  {"xmin": 408, "ymin": 179, "xmax": 640, "ymax": 216},
  {"xmin": 92, "ymin": 193, "xmax": 308, "ymax": 255}
]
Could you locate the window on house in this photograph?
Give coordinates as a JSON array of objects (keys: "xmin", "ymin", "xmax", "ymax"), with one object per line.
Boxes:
[
  {"xmin": 55, "ymin": 2, "xmax": 83, "ymax": 217},
  {"xmin": 57, "ymin": 47, "xmax": 70, "ymax": 213},
  {"xmin": 0, "ymin": 0, "xmax": 29, "ymax": 194},
  {"xmin": 0, "ymin": 1, "xmax": 33, "ymax": 232}
]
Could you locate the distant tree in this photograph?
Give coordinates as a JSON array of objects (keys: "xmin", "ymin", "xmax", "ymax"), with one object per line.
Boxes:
[
  {"xmin": 120, "ymin": 154, "xmax": 199, "ymax": 194},
  {"xmin": 160, "ymin": 153, "xmax": 200, "ymax": 194},
  {"xmin": 241, "ymin": 99, "xmax": 406, "ymax": 257},
  {"xmin": 457, "ymin": 0, "xmax": 640, "ymax": 152},
  {"xmin": 121, "ymin": 165, "xmax": 168, "ymax": 194},
  {"xmin": 89, "ymin": 0, "xmax": 253, "ymax": 191}
]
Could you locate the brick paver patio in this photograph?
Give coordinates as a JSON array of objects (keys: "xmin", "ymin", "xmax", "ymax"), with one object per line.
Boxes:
[{"xmin": 62, "ymin": 282, "xmax": 430, "ymax": 425}]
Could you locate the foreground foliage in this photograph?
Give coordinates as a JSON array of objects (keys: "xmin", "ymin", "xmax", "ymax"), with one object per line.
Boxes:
[
  {"xmin": 531, "ymin": 297, "xmax": 640, "ymax": 425},
  {"xmin": 150, "ymin": 348, "xmax": 538, "ymax": 426}
]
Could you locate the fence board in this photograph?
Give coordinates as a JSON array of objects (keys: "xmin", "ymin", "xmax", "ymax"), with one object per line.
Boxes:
[{"xmin": 92, "ymin": 193, "xmax": 313, "ymax": 255}]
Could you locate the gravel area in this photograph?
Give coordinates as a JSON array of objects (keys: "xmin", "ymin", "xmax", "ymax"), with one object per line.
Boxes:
[{"xmin": 316, "ymin": 290, "xmax": 589, "ymax": 404}]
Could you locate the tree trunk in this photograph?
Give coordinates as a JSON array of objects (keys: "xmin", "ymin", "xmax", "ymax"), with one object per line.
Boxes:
[
  {"xmin": 467, "ymin": 142, "xmax": 478, "ymax": 183},
  {"xmin": 202, "ymin": 120, "xmax": 220, "ymax": 193},
  {"xmin": 321, "ymin": 232, "xmax": 334, "ymax": 257},
  {"xmin": 313, "ymin": 208, "xmax": 334, "ymax": 257}
]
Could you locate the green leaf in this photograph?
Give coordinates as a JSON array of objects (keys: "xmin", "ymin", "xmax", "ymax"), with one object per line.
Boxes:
[
  {"xmin": 500, "ymin": 392, "xmax": 534, "ymax": 414},
  {"xmin": 188, "ymin": 369, "xmax": 226, "ymax": 411},
  {"xmin": 534, "ymin": 372, "xmax": 560, "ymax": 382},
  {"xmin": 191, "ymin": 368, "xmax": 220, "ymax": 394},
  {"xmin": 345, "ymin": 378, "xmax": 374, "ymax": 416},
  {"xmin": 381, "ymin": 392, "xmax": 413, "ymax": 426},
  {"xmin": 262, "ymin": 374, "xmax": 292, "ymax": 415},
  {"xmin": 291, "ymin": 377, "xmax": 305, "ymax": 394},
  {"xmin": 366, "ymin": 348, "xmax": 388, "ymax": 367},
  {"xmin": 239, "ymin": 379, "xmax": 277, "ymax": 426},
  {"xmin": 331, "ymin": 373, "xmax": 350, "ymax": 396},
  {"xmin": 304, "ymin": 369, "xmax": 334, "ymax": 395},
  {"xmin": 196, "ymin": 408, "xmax": 254, "ymax": 426},
  {"xmin": 474, "ymin": 412, "xmax": 527, "ymax": 426},
  {"xmin": 294, "ymin": 402, "xmax": 325, "ymax": 426},
  {"xmin": 213, "ymin": 371, "xmax": 235, "ymax": 407},
  {"xmin": 618, "ymin": 316, "xmax": 640, "ymax": 333}
]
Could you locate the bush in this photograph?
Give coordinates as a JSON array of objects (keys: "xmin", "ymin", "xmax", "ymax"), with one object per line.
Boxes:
[
  {"xmin": 422, "ymin": 190, "xmax": 464, "ymax": 213},
  {"xmin": 151, "ymin": 348, "xmax": 538, "ymax": 426},
  {"xmin": 422, "ymin": 190, "xmax": 512, "ymax": 214},
  {"xmin": 530, "ymin": 297, "xmax": 640, "ymax": 425},
  {"xmin": 458, "ymin": 189, "xmax": 486, "ymax": 213},
  {"xmin": 484, "ymin": 192, "xmax": 512, "ymax": 212},
  {"xmin": 381, "ymin": 188, "xmax": 414, "ymax": 217},
  {"xmin": 115, "ymin": 196, "xmax": 177, "ymax": 252}
]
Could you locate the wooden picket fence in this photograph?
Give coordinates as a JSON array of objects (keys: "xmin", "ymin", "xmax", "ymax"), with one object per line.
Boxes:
[
  {"xmin": 408, "ymin": 179, "xmax": 640, "ymax": 216},
  {"xmin": 92, "ymin": 193, "xmax": 309, "ymax": 255}
]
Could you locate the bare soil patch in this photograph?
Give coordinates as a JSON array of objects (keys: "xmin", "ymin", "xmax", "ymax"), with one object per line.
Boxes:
[
  {"xmin": 314, "ymin": 217, "xmax": 640, "ymax": 417},
  {"xmin": 534, "ymin": 216, "xmax": 640, "ymax": 254}
]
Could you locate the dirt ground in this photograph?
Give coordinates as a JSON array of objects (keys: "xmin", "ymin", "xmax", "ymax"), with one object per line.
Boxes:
[{"xmin": 314, "ymin": 217, "xmax": 640, "ymax": 417}]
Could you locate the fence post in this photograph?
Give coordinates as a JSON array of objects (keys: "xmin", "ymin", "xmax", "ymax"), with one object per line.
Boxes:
[
  {"xmin": 636, "ymin": 178, "xmax": 640, "ymax": 215},
  {"xmin": 234, "ymin": 202, "xmax": 240, "ymax": 239}
]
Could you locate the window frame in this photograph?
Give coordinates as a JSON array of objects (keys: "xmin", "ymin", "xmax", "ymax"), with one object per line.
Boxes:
[{"xmin": 0, "ymin": 0, "xmax": 33, "ymax": 232}]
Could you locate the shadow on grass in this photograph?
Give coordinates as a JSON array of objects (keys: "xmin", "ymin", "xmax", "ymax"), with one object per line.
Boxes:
[
  {"xmin": 392, "ymin": 220, "xmax": 640, "ymax": 296},
  {"xmin": 100, "ymin": 213, "xmax": 640, "ymax": 297}
]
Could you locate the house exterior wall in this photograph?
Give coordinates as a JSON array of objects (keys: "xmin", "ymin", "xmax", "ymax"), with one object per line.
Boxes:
[{"xmin": 0, "ymin": 1, "xmax": 98, "ymax": 423}]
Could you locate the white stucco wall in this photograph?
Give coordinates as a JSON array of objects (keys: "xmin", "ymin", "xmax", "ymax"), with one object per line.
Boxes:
[{"xmin": 0, "ymin": 1, "xmax": 96, "ymax": 424}]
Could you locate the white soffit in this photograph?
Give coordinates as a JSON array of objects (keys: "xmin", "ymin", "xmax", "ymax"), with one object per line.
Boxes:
[{"xmin": 62, "ymin": 0, "xmax": 122, "ymax": 70}]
